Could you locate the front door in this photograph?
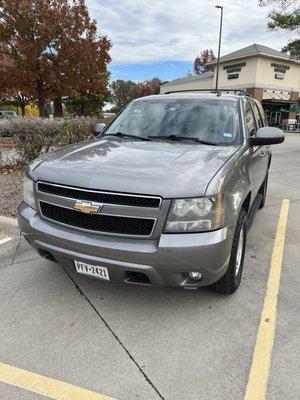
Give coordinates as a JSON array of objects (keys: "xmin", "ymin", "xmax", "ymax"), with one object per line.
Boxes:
[{"xmin": 245, "ymin": 101, "xmax": 269, "ymax": 198}]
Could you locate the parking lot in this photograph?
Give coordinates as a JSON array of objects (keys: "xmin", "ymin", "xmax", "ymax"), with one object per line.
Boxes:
[{"xmin": 0, "ymin": 134, "xmax": 299, "ymax": 400}]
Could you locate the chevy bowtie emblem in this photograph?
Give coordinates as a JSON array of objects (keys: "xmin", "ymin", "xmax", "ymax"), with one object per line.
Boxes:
[{"xmin": 73, "ymin": 200, "xmax": 103, "ymax": 214}]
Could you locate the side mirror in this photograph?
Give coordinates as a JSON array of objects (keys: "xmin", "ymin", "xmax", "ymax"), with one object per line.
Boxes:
[
  {"xmin": 249, "ymin": 127, "xmax": 285, "ymax": 146},
  {"xmin": 91, "ymin": 123, "xmax": 106, "ymax": 136}
]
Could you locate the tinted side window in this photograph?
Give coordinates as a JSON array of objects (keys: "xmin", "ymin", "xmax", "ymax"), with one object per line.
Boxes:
[
  {"xmin": 245, "ymin": 102, "xmax": 256, "ymax": 136},
  {"xmin": 252, "ymin": 102, "xmax": 263, "ymax": 129}
]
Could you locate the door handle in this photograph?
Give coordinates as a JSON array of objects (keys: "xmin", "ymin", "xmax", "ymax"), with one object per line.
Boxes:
[{"xmin": 260, "ymin": 151, "xmax": 267, "ymax": 157}]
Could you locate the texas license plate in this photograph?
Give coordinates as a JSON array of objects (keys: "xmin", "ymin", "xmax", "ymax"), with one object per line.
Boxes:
[{"xmin": 74, "ymin": 260, "xmax": 110, "ymax": 281}]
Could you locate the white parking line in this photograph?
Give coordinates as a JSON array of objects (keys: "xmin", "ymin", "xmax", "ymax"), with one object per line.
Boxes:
[{"xmin": 0, "ymin": 237, "xmax": 13, "ymax": 245}]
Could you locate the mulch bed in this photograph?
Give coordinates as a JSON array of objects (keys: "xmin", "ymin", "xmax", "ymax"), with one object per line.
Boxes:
[
  {"xmin": 0, "ymin": 137, "xmax": 14, "ymax": 149},
  {"xmin": 0, "ymin": 165, "xmax": 25, "ymax": 217},
  {"xmin": 0, "ymin": 143, "xmax": 14, "ymax": 149}
]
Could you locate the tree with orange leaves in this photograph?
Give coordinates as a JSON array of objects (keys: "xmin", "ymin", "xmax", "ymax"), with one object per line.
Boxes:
[
  {"xmin": 194, "ymin": 49, "xmax": 216, "ymax": 75},
  {"xmin": 139, "ymin": 77, "xmax": 161, "ymax": 97},
  {"xmin": 0, "ymin": 53, "xmax": 33, "ymax": 115},
  {"xmin": 0, "ymin": 0, "xmax": 111, "ymax": 117}
]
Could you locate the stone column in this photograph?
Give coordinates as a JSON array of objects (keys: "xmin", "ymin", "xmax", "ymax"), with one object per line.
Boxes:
[
  {"xmin": 288, "ymin": 91, "xmax": 299, "ymax": 121},
  {"xmin": 246, "ymin": 88, "xmax": 263, "ymax": 102}
]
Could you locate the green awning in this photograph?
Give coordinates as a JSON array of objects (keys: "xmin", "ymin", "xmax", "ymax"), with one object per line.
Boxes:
[
  {"xmin": 279, "ymin": 107, "xmax": 300, "ymax": 113},
  {"xmin": 291, "ymin": 107, "xmax": 300, "ymax": 113},
  {"xmin": 279, "ymin": 106, "xmax": 300, "ymax": 113}
]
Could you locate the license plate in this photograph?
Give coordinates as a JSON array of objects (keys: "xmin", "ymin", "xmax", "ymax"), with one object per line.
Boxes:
[{"xmin": 74, "ymin": 260, "xmax": 110, "ymax": 281}]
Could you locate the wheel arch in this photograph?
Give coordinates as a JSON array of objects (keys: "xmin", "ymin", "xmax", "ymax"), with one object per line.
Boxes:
[
  {"xmin": 241, "ymin": 191, "xmax": 251, "ymax": 216},
  {"xmin": 268, "ymin": 154, "xmax": 272, "ymax": 169}
]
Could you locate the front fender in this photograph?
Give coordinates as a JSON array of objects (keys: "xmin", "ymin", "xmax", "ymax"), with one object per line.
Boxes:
[{"xmin": 205, "ymin": 147, "xmax": 251, "ymax": 227}]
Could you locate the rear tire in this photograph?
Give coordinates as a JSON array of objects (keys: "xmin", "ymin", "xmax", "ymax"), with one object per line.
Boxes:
[
  {"xmin": 210, "ymin": 208, "xmax": 247, "ymax": 295},
  {"xmin": 259, "ymin": 173, "xmax": 268, "ymax": 209}
]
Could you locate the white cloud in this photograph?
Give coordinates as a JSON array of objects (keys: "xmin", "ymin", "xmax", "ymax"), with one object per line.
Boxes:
[{"xmin": 87, "ymin": 0, "xmax": 297, "ymax": 63}]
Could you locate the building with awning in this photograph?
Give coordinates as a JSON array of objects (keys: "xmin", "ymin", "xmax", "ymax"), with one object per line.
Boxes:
[{"xmin": 160, "ymin": 44, "xmax": 300, "ymax": 125}]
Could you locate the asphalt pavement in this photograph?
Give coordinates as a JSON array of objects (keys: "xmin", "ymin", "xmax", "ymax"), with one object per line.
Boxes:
[{"xmin": 0, "ymin": 134, "xmax": 299, "ymax": 400}]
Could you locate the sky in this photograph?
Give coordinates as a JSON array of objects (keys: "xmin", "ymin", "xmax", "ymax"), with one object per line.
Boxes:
[{"xmin": 87, "ymin": 0, "xmax": 297, "ymax": 83}]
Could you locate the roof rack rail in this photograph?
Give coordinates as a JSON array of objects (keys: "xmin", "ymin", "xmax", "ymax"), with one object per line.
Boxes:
[{"xmin": 164, "ymin": 89, "xmax": 252, "ymax": 97}]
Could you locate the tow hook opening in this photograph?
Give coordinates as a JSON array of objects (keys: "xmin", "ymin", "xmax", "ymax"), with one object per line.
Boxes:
[
  {"xmin": 125, "ymin": 271, "xmax": 151, "ymax": 285},
  {"xmin": 37, "ymin": 249, "xmax": 57, "ymax": 263}
]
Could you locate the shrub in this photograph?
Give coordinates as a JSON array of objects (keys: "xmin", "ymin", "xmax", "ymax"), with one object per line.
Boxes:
[
  {"xmin": 0, "ymin": 118, "xmax": 14, "ymax": 137},
  {"xmin": 12, "ymin": 118, "xmax": 60, "ymax": 164},
  {"xmin": 1, "ymin": 117, "xmax": 97, "ymax": 165},
  {"xmin": 56, "ymin": 119, "xmax": 94, "ymax": 147}
]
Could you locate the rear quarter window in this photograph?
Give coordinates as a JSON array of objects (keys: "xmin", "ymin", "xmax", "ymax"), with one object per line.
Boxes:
[
  {"xmin": 245, "ymin": 102, "xmax": 257, "ymax": 136},
  {"xmin": 256, "ymin": 101, "xmax": 267, "ymax": 126},
  {"xmin": 252, "ymin": 102, "xmax": 264, "ymax": 129}
]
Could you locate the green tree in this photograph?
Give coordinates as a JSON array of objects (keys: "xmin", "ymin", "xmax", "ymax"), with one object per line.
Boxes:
[
  {"xmin": 259, "ymin": 0, "xmax": 300, "ymax": 31},
  {"xmin": 64, "ymin": 92, "xmax": 107, "ymax": 116},
  {"xmin": 110, "ymin": 80, "xmax": 140, "ymax": 111},
  {"xmin": 282, "ymin": 38, "xmax": 300, "ymax": 59},
  {"xmin": 259, "ymin": 1, "xmax": 299, "ymax": 59}
]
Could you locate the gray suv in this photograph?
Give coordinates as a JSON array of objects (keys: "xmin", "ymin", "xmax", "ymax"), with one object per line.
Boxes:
[{"xmin": 18, "ymin": 91, "xmax": 284, "ymax": 294}]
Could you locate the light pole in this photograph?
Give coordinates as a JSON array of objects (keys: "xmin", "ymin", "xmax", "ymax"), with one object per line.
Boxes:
[{"xmin": 215, "ymin": 5, "xmax": 223, "ymax": 92}]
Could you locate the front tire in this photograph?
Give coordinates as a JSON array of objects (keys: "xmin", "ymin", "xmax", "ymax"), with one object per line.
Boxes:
[{"xmin": 210, "ymin": 208, "xmax": 247, "ymax": 295}]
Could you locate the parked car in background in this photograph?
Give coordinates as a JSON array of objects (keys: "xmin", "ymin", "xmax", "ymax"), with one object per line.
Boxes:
[
  {"xmin": 18, "ymin": 90, "xmax": 284, "ymax": 295},
  {"xmin": 0, "ymin": 110, "xmax": 17, "ymax": 118},
  {"xmin": 0, "ymin": 111, "xmax": 18, "ymax": 137}
]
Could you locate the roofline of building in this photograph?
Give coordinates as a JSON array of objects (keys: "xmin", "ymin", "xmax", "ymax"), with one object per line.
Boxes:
[
  {"xmin": 207, "ymin": 52, "xmax": 300, "ymax": 65},
  {"xmin": 161, "ymin": 76, "xmax": 214, "ymax": 87}
]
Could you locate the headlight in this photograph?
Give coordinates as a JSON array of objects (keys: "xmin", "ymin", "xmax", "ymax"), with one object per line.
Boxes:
[
  {"xmin": 164, "ymin": 195, "xmax": 224, "ymax": 233},
  {"xmin": 23, "ymin": 176, "xmax": 36, "ymax": 210}
]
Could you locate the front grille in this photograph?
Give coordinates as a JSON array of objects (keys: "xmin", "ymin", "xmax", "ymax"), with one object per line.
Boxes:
[
  {"xmin": 38, "ymin": 182, "xmax": 161, "ymax": 208},
  {"xmin": 40, "ymin": 202, "xmax": 155, "ymax": 236}
]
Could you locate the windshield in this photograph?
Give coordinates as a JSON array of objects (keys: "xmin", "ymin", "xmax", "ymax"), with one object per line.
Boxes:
[{"xmin": 103, "ymin": 98, "xmax": 241, "ymax": 146}]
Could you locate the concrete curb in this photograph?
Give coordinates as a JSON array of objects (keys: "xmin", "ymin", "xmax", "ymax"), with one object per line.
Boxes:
[{"xmin": 0, "ymin": 215, "xmax": 19, "ymax": 236}]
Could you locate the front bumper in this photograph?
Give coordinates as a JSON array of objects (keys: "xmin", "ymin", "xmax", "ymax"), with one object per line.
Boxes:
[{"xmin": 18, "ymin": 202, "xmax": 234, "ymax": 288}]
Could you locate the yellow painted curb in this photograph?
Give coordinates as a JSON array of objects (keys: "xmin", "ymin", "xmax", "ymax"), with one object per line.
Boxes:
[
  {"xmin": 244, "ymin": 199, "xmax": 290, "ymax": 400},
  {"xmin": 0, "ymin": 237, "xmax": 13, "ymax": 245},
  {"xmin": 0, "ymin": 362, "xmax": 117, "ymax": 400}
]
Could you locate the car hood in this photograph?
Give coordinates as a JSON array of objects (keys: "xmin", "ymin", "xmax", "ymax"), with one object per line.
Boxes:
[{"xmin": 28, "ymin": 138, "xmax": 238, "ymax": 198}]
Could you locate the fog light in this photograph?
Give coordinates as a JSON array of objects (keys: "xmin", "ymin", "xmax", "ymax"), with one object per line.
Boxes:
[{"xmin": 188, "ymin": 272, "xmax": 202, "ymax": 281}]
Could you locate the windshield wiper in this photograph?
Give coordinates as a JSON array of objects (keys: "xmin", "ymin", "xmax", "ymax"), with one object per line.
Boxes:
[
  {"xmin": 103, "ymin": 132, "xmax": 153, "ymax": 141},
  {"xmin": 148, "ymin": 135, "xmax": 218, "ymax": 146}
]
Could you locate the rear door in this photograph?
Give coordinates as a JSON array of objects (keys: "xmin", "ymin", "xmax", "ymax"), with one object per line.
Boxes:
[{"xmin": 245, "ymin": 100, "xmax": 268, "ymax": 198}]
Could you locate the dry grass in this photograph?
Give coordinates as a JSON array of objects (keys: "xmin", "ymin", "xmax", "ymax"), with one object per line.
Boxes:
[{"xmin": 0, "ymin": 165, "xmax": 25, "ymax": 217}]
